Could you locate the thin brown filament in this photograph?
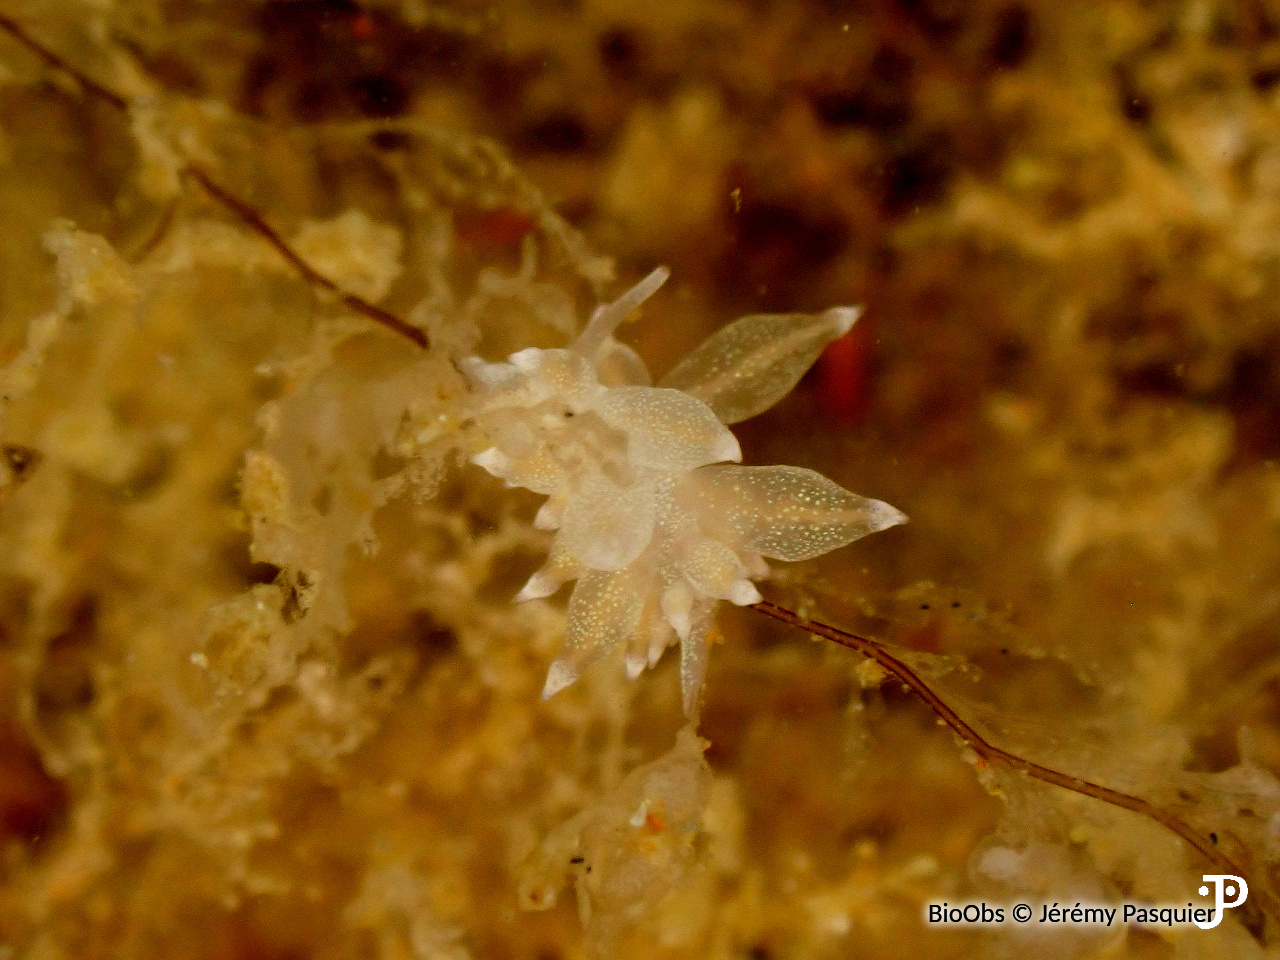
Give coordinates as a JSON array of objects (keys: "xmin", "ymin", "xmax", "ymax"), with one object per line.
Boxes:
[
  {"xmin": 4, "ymin": 8, "xmax": 1274, "ymax": 938},
  {"xmin": 183, "ymin": 168, "xmax": 429, "ymax": 348},
  {"xmin": 0, "ymin": 14, "xmax": 126, "ymax": 110},
  {"xmin": 751, "ymin": 598, "xmax": 1278, "ymax": 931},
  {"xmin": 0, "ymin": 15, "xmax": 429, "ymax": 350}
]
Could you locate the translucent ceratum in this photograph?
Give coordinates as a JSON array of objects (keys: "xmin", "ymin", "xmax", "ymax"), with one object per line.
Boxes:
[{"xmin": 463, "ymin": 268, "xmax": 906, "ymax": 714}]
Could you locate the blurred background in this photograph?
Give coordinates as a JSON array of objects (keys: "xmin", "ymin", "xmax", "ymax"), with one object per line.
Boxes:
[{"xmin": 2, "ymin": 1, "xmax": 1280, "ymax": 958}]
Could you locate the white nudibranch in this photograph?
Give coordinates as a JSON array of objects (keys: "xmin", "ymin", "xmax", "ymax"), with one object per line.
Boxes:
[{"xmin": 463, "ymin": 267, "xmax": 906, "ymax": 714}]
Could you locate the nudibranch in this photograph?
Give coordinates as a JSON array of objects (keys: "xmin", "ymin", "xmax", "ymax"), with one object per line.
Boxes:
[{"xmin": 463, "ymin": 268, "xmax": 905, "ymax": 714}]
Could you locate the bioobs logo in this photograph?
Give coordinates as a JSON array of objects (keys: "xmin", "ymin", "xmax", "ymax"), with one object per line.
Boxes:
[
  {"xmin": 1194, "ymin": 874, "xmax": 1248, "ymax": 930},
  {"xmin": 923, "ymin": 875, "xmax": 1250, "ymax": 930},
  {"xmin": 927, "ymin": 902, "xmax": 1006, "ymax": 925}
]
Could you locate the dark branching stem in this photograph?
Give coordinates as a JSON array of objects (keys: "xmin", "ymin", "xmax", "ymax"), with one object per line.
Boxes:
[
  {"xmin": 183, "ymin": 168, "xmax": 428, "ymax": 348},
  {"xmin": 3, "ymin": 8, "xmax": 1274, "ymax": 936},
  {"xmin": 0, "ymin": 14, "xmax": 126, "ymax": 110},
  {"xmin": 0, "ymin": 14, "xmax": 429, "ymax": 350},
  {"xmin": 752, "ymin": 599, "xmax": 1278, "ymax": 931}
]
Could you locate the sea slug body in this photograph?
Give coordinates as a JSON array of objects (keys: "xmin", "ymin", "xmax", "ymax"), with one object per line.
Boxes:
[{"xmin": 464, "ymin": 268, "xmax": 905, "ymax": 713}]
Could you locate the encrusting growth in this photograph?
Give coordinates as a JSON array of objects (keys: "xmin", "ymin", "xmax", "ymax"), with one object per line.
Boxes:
[
  {"xmin": 4, "ymin": 12, "xmax": 1279, "ymax": 953},
  {"xmin": 462, "ymin": 268, "xmax": 906, "ymax": 713}
]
